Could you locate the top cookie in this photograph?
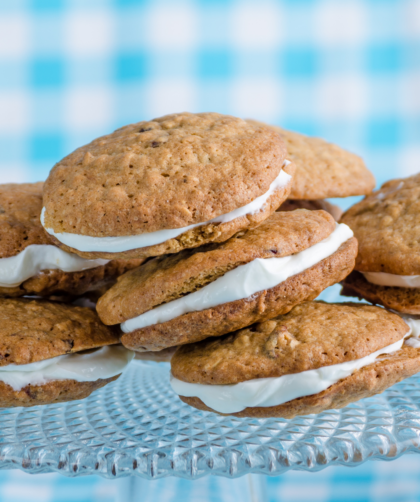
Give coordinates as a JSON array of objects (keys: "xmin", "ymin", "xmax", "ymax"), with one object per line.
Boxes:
[
  {"xmin": 171, "ymin": 301, "xmax": 409, "ymax": 385},
  {"xmin": 42, "ymin": 113, "xmax": 292, "ymax": 259},
  {"xmin": 341, "ymin": 173, "xmax": 420, "ymax": 275},
  {"xmin": 247, "ymin": 120, "xmax": 375, "ymax": 199},
  {"xmin": 0, "ymin": 298, "xmax": 120, "ymax": 366},
  {"xmin": 0, "ymin": 182, "xmax": 50, "ymax": 259}
]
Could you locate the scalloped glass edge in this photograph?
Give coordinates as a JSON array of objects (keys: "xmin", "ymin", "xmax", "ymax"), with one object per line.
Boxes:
[{"xmin": 0, "ymin": 358, "xmax": 419, "ymax": 480}]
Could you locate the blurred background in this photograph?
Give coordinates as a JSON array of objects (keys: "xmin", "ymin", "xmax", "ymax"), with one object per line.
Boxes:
[
  {"xmin": 0, "ymin": 0, "xmax": 419, "ymax": 501},
  {"xmin": 1, "ymin": 0, "xmax": 419, "ymax": 193}
]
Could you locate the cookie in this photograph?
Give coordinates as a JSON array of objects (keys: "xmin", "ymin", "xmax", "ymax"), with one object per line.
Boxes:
[
  {"xmin": 97, "ymin": 210, "xmax": 357, "ymax": 351},
  {"xmin": 341, "ymin": 272, "xmax": 420, "ymax": 315},
  {"xmin": 278, "ymin": 199, "xmax": 342, "ymax": 221},
  {"xmin": 0, "ymin": 298, "xmax": 133, "ymax": 407},
  {"xmin": 247, "ymin": 120, "xmax": 375, "ymax": 199},
  {"xmin": 341, "ymin": 174, "xmax": 420, "ymax": 313},
  {"xmin": 42, "ymin": 113, "xmax": 294, "ymax": 260},
  {"xmin": 0, "ymin": 183, "xmax": 144, "ymax": 298},
  {"xmin": 171, "ymin": 301, "xmax": 414, "ymax": 417}
]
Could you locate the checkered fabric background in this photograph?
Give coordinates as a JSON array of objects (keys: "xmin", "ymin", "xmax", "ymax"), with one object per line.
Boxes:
[
  {"xmin": 1, "ymin": 0, "xmax": 420, "ymax": 501},
  {"xmin": 0, "ymin": 0, "xmax": 419, "ymax": 191}
]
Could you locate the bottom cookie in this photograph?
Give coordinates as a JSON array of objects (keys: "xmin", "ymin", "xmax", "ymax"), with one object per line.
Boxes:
[
  {"xmin": 171, "ymin": 301, "xmax": 414, "ymax": 418},
  {"xmin": 0, "ymin": 376, "xmax": 118, "ymax": 408},
  {"xmin": 179, "ymin": 347, "xmax": 420, "ymax": 417},
  {"xmin": 342, "ymin": 271, "xmax": 420, "ymax": 315}
]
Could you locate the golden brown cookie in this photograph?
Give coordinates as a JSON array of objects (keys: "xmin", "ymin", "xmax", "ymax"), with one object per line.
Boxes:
[
  {"xmin": 247, "ymin": 120, "xmax": 375, "ymax": 199},
  {"xmin": 0, "ymin": 298, "xmax": 132, "ymax": 407},
  {"xmin": 341, "ymin": 272, "xmax": 420, "ymax": 315},
  {"xmin": 278, "ymin": 199, "xmax": 342, "ymax": 221},
  {"xmin": 340, "ymin": 174, "xmax": 420, "ymax": 313},
  {"xmin": 341, "ymin": 174, "xmax": 420, "ymax": 275},
  {"xmin": 42, "ymin": 113, "xmax": 294, "ymax": 260},
  {"xmin": 171, "ymin": 301, "xmax": 413, "ymax": 417},
  {"xmin": 97, "ymin": 210, "xmax": 357, "ymax": 351},
  {"xmin": 0, "ymin": 182, "xmax": 144, "ymax": 298},
  {"xmin": 0, "ymin": 298, "xmax": 119, "ymax": 365}
]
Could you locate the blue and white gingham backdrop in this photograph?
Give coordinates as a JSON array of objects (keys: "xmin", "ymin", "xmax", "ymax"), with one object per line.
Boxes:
[
  {"xmin": 0, "ymin": 0, "xmax": 419, "ymax": 191},
  {"xmin": 1, "ymin": 0, "xmax": 420, "ymax": 500}
]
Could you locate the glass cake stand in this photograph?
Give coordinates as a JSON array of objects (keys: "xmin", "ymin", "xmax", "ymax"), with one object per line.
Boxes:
[{"xmin": 1, "ymin": 287, "xmax": 420, "ymax": 500}]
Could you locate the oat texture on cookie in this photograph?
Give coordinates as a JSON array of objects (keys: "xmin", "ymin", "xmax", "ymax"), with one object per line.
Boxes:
[
  {"xmin": 341, "ymin": 173, "xmax": 420, "ymax": 275},
  {"xmin": 43, "ymin": 113, "xmax": 288, "ymax": 237}
]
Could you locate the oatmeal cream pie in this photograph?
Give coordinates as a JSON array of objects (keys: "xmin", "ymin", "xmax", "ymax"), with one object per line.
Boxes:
[
  {"xmin": 0, "ymin": 183, "xmax": 143, "ymax": 298},
  {"xmin": 97, "ymin": 210, "xmax": 357, "ymax": 352},
  {"xmin": 341, "ymin": 174, "xmax": 420, "ymax": 314},
  {"xmin": 170, "ymin": 301, "xmax": 417, "ymax": 418},
  {"xmin": 42, "ymin": 112, "xmax": 295, "ymax": 260},
  {"xmin": 0, "ymin": 298, "xmax": 133, "ymax": 407},
  {"xmin": 247, "ymin": 120, "xmax": 375, "ymax": 200}
]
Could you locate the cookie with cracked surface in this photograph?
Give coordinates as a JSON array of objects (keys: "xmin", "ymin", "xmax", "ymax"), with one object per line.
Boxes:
[
  {"xmin": 341, "ymin": 174, "xmax": 420, "ymax": 313},
  {"xmin": 0, "ymin": 298, "xmax": 133, "ymax": 407},
  {"xmin": 0, "ymin": 182, "xmax": 144, "ymax": 298},
  {"xmin": 42, "ymin": 112, "xmax": 294, "ymax": 260},
  {"xmin": 171, "ymin": 301, "xmax": 414, "ymax": 418},
  {"xmin": 247, "ymin": 120, "xmax": 375, "ymax": 200},
  {"xmin": 97, "ymin": 210, "xmax": 357, "ymax": 351},
  {"xmin": 278, "ymin": 199, "xmax": 342, "ymax": 221}
]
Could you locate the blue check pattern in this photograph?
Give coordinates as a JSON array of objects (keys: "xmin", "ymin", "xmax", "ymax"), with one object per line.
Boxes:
[
  {"xmin": 0, "ymin": 1, "xmax": 420, "ymax": 500},
  {"xmin": 0, "ymin": 0, "xmax": 419, "ymax": 195}
]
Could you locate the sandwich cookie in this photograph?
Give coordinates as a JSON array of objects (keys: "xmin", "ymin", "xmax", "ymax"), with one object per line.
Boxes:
[
  {"xmin": 0, "ymin": 183, "xmax": 143, "ymax": 298},
  {"xmin": 341, "ymin": 174, "xmax": 420, "ymax": 314},
  {"xmin": 42, "ymin": 112, "xmax": 295, "ymax": 260},
  {"xmin": 278, "ymin": 199, "xmax": 342, "ymax": 221},
  {"xmin": 97, "ymin": 210, "xmax": 357, "ymax": 351},
  {"xmin": 0, "ymin": 298, "xmax": 133, "ymax": 407},
  {"xmin": 171, "ymin": 301, "xmax": 417, "ymax": 418},
  {"xmin": 247, "ymin": 120, "xmax": 375, "ymax": 200}
]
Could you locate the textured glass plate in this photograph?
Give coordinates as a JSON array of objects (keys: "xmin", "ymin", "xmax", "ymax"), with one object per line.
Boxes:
[{"xmin": 1, "ymin": 360, "xmax": 420, "ymax": 480}]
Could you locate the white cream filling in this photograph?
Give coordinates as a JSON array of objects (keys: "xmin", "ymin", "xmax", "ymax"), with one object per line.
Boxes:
[
  {"xmin": 41, "ymin": 162, "xmax": 292, "ymax": 253},
  {"xmin": 121, "ymin": 223, "xmax": 354, "ymax": 333},
  {"xmin": 363, "ymin": 271, "xmax": 420, "ymax": 289},
  {"xmin": 171, "ymin": 329, "xmax": 414, "ymax": 414},
  {"xmin": 0, "ymin": 345, "xmax": 134, "ymax": 391},
  {"xmin": 0, "ymin": 244, "xmax": 109, "ymax": 288},
  {"xmin": 399, "ymin": 316, "xmax": 420, "ymax": 348}
]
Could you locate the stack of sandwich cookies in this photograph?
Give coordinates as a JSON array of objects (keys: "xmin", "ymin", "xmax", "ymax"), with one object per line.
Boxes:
[
  {"xmin": 170, "ymin": 301, "xmax": 418, "ymax": 418},
  {"xmin": 41, "ymin": 113, "xmax": 295, "ymax": 260},
  {"xmin": 0, "ymin": 183, "xmax": 144, "ymax": 298},
  {"xmin": 97, "ymin": 209, "xmax": 357, "ymax": 351},
  {"xmin": 341, "ymin": 174, "xmax": 420, "ymax": 314},
  {"xmin": 0, "ymin": 298, "xmax": 133, "ymax": 407}
]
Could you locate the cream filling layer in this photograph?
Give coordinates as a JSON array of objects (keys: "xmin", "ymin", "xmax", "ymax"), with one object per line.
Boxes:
[
  {"xmin": 0, "ymin": 345, "xmax": 134, "ymax": 391},
  {"xmin": 41, "ymin": 162, "xmax": 292, "ymax": 253},
  {"xmin": 171, "ymin": 329, "xmax": 413, "ymax": 414},
  {"xmin": 399, "ymin": 316, "xmax": 420, "ymax": 348},
  {"xmin": 121, "ymin": 223, "xmax": 353, "ymax": 333},
  {"xmin": 0, "ymin": 244, "xmax": 109, "ymax": 288},
  {"xmin": 363, "ymin": 271, "xmax": 420, "ymax": 288}
]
